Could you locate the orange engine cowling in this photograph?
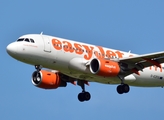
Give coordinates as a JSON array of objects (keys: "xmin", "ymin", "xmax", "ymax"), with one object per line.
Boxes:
[
  {"xmin": 90, "ymin": 58, "xmax": 120, "ymax": 77},
  {"xmin": 31, "ymin": 70, "xmax": 66, "ymax": 89}
]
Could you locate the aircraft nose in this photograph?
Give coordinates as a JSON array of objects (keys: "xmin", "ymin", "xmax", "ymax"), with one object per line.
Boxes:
[{"xmin": 6, "ymin": 43, "xmax": 17, "ymax": 56}]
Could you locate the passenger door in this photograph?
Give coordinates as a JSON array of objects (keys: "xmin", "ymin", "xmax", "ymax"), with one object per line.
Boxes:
[{"xmin": 42, "ymin": 36, "xmax": 51, "ymax": 52}]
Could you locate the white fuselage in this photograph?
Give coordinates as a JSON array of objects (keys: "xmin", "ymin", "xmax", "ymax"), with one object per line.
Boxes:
[{"xmin": 7, "ymin": 34, "xmax": 164, "ymax": 87}]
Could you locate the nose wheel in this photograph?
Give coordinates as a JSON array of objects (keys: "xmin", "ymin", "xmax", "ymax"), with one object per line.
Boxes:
[
  {"xmin": 35, "ymin": 65, "xmax": 42, "ymax": 72},
  {"xmin": 77, "ymin": 80, "xmax": 91, "ymax": 102}
]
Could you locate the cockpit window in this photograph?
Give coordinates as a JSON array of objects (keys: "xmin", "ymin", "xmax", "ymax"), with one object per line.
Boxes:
[
  {"xmin": 30, "ymin": 39, "xmax": 35, "ymax": 43},
  {"xmin": 16, "ymin": 38, "xmax": 35, "ymax": 43},
  {"xmin": 17, "ymin": 38, "xmax": 24, "ymax": 42},
  {"xmin": 25, "ymin": 38, "xmax": 30, "ymax": 42}
]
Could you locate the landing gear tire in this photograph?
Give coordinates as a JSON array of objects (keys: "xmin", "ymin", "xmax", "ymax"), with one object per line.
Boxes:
[
  {"xmin": 117, "ymin": 84, "xmax": 130, "ymax": 94},
  {"xmin": 122, "ymin": 84, "xmax": 130, "ymax": 93},
  {"xmin": 35, "ymin": 65, "xmax": 42, "ymax": 71},
  {"xmin": 78, "ymin": 93, "xmax": 85, "ymax": 102},
  {"xmin": 84, "ymin": 92, "xmax": 91, "ymax": 101},
  {"xmin": 78, "ymin": 92, "xmax": 91, "ymax": 102},
  {"xmin": 117, "ymin": 85, "xmax": 124, "ymax": 94}
]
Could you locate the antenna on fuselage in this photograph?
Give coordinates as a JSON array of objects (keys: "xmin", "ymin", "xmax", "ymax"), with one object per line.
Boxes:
[{"xmin": 40, "ymin": 32, "xmax": 43, "ymax": 35}]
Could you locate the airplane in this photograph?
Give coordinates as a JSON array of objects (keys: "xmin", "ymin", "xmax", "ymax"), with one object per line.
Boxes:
[{"xmin": 6, "ymin": 33, "xmax": 164, "ymax": 102}]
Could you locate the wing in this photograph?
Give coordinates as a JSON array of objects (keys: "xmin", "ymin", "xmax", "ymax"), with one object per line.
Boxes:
[{"xmin": 118, "ymin": 51, "xmax": 164, "ymax": 76}]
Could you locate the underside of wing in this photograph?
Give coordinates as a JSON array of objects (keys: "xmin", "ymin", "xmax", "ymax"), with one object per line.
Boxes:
[{"xmin": 118, "ymin": 51, "xmax": 164, "ymax": 76}]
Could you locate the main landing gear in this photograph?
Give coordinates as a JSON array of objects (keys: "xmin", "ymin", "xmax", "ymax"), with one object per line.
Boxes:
[
  {"xmin": 77, "ymin": 80, "xmax": 91, "ymax": 102},
  {"xmin": 117, "ymin": 76, "xmax": 130, "ymax": 94},
  {"xmin": 117, "ymin": 84, "xmax": 130, "ymax": 94}
]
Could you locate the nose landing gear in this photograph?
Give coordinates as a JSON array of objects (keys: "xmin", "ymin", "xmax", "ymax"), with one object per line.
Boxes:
[
  {"xmin": 33, "ymin": 65, "xmax": 42, "ymax": 81},
  {"xmin": 35, "ymin": 65, "xmax": 42, "ymax": 72}
]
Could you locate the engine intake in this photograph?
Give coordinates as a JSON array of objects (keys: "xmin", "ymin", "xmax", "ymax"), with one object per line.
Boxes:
[
  {"xmin": 32, "ymin": 70, "xmax": 66, "ymax": 89},
  {"xmin": 90, "ymin": 58, "xmax": 120, "ymax": 77}
]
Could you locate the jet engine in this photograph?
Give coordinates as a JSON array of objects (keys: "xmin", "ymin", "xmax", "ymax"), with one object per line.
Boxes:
[
  {"xmin": 32, "ymin": 70, "xmax": 67, "ymax": 89},
  {"xmin": 90, "ymin": 58, "xmax": 120, "ymax": 77}
]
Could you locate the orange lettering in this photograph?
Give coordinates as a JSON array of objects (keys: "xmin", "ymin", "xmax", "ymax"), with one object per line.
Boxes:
[
  {"xmin": 82, "ymin": 45, "xmax": 94, "ymax": 60},
  {"xmin": 96, "ymin": 46, "xmax": 105, "ymax": 59},
  {"xmin": 52, "ymin": 39, "xmax": 127, "ymax": 61},
  {"xmin": 94, "ymin": 51, "xmax": 99, "ymax": 58},
  {"xmin": 63, "ymin": 41, "xmax": 74, "ymax": 53},
  {"xmin": 115, "ymin": 51, "xmax": 124, "ymax": 58},
  {"xmin": 74, "ymin": 43, "xmax": 83, "ymax": 55},
  {"xmin": 106, "ymin": 50, "xmax": 116, "ymax": 58},
  {"xmin": 52, "ymin": 39, "xmax": 62, "ymax": 50}
]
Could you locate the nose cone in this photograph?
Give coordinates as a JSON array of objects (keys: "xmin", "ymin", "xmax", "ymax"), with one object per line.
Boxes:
[{"xmin": 6, "ymin": 43, "xmax": 17, "ymax": 56}]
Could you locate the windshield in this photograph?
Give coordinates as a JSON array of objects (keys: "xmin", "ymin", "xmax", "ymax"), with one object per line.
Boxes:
[
  {"xmin": 17, "ymin": 38, "xmax": 24, "ymax": 42},
  {"xmin": 17, "ymin": 38, "xmax": 35, "ymax": 43}
]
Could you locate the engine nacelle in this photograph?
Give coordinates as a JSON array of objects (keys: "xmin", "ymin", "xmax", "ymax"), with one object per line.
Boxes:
[
  {"xmin": 32, "ymin": 70, "xmax": 67, "ymax": 89},
  {"xmin": 90, "ymin": 58, "xmax": 120, "ymax": 77}
]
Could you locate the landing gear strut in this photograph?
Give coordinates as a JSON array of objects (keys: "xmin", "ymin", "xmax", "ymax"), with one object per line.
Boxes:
[
  {"xmin": 117, "ymin": 76, "xmax": 130, "ymax": 94},
  {"xmin": 77, "ymin": 80, "xmax": 91, "ymax": 102}
]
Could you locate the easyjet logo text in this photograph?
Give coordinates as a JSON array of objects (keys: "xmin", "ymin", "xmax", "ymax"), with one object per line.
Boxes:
[{"xmin": 52, "ymin": 39, "xmax": 125, "ymax": 60}]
